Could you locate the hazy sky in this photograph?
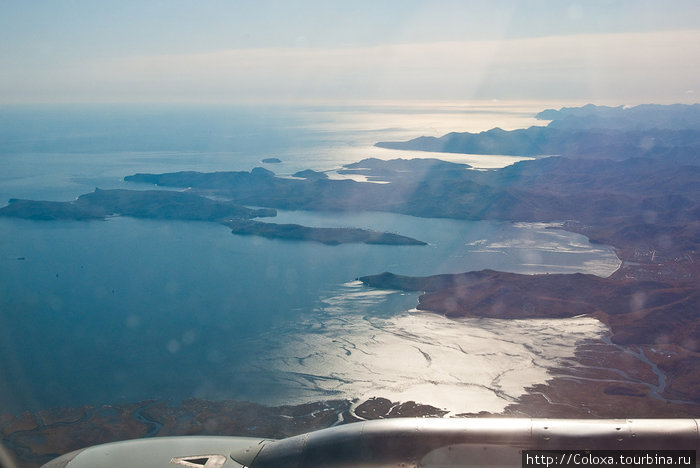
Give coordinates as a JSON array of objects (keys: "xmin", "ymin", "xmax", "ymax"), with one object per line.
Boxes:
[{"xmin": 1, "ymin": 0, "xmax": 698, "ymax": 104}]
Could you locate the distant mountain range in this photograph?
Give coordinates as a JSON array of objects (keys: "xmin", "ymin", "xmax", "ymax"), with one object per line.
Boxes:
[{"xmin": 376, "ymin": 103, "xmax": 700, "ymax": 161}]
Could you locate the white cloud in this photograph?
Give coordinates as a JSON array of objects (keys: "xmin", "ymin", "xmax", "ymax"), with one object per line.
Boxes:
[{"xmin": 3, "ymin": 30, "xmax": 699, "ymax": 103}]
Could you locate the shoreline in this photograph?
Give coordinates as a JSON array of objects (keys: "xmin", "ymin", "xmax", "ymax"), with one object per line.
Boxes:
[
  {"xmin": 4, "ymin": 375, "xmax": 698, "ymax": 468},
  {"xmin": 2, "ymin": 103, "xmax": 698, "ymax": 465},
  {"xmin": 358, "ymin": 217, "xmax": 699, "ymax": 416}
]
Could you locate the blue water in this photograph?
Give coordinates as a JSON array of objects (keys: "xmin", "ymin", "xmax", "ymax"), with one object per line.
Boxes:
[{"xmin": 0, "ymin": 104, "xmax": 619, "ymax": 414}]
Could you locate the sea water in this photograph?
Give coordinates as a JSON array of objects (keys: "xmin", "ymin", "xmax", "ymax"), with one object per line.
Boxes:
[{"xmin": 0, "ymin": 103, "xmax": 618, "ymax": 414}]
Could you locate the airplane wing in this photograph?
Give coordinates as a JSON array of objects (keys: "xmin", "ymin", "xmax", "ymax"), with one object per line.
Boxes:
[{"xmin": 42, "ymin": 418, "xmax": 699, "ymax": 467}]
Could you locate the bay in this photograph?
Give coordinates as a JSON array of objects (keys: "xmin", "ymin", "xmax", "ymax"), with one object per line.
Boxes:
[{"xmin": 0, "ymin": 102, "xmax": 618, "ymax": 415}]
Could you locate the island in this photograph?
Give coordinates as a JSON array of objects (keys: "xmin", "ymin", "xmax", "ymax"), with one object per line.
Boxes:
[
  {"xmin": 223, "ymin": 219, "xmax": 426, "ymax": 245},
  {"xmin": 292, "ymin": 169, "xmax": 329, "ymax": 180},
  {"xmin": 262, "ymin": 157, "xmax": 282, "ymax": 164}
]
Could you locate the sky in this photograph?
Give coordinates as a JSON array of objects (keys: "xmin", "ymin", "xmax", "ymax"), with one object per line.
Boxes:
[{"xmin": 1, "ymin": 0, "xmax": 699, "ymax": 105}]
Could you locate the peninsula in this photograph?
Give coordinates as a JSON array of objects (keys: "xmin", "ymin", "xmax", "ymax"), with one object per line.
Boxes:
[
  {"xmin": 0, "ymin": 188, "xmax": 426, "ymax": 246},
  {"xmin": 0, "ymin": 189, "xmax": 426, "ymax": 245}
]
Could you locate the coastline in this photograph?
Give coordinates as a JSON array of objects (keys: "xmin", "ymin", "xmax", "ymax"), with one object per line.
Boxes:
[
  {"xmin": 1, "ymin": 102, "xmax": 698, "ymax": 466},
  {"xmin": 359, "ymin": 220, "xmax": 699, "ymax": 415}
]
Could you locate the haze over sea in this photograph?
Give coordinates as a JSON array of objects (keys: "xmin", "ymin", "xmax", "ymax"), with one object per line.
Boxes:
[{"xmin": 0, "ymin": 102, "xmax": 620, "ymax": 415}]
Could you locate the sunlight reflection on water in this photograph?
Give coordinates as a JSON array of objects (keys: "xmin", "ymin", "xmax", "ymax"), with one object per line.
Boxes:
[{"xmin": 251, "ymin": 281, "xmax": 607, "ymax": 415}]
